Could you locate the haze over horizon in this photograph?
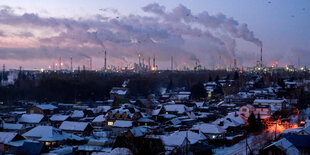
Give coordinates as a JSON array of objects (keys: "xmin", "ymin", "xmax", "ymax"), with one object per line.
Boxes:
[{"xmin": 0, "ymin": 0, "xmax": 309, "ymax": 70}]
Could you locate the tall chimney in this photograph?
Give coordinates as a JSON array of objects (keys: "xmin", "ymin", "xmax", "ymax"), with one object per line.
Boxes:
[
  {"xmin": 90, "ymin": 58, "xmax": 92, "ymax": 70},
  {"xmin": 70, "ymin": 57, "xmax": 73, "ymax": 71},
  {"xmin": 171, "ymin": 56, "xmax": 173, "ymax": 70},
  {"xmin": 138, "ymin": 54, "xmax": 141, "ymax": 72},
  {"xmin": 104, "ymin": 50, "xmax": 107, "ymax": 71},
  {"xmin": 260, "ymin": 47, "xmax": 263, "ymax": 68},
  {"xmin": 153, "ymin": 55, "xmax": 155, "ymax": 70},
  {"xmin": 2, "ymin": 64, "xmax": 5, "ymax": 80},
  {"xmin": 234, "ymin": 58, "xmax": 237, "ymax": 70},
  {"xmin": 148, "ymin": 57, "xmax": 151, "ymax": 71},
  {"xmin": 59, "ymin": 57, "xmax": 62, "ymax": 70}
]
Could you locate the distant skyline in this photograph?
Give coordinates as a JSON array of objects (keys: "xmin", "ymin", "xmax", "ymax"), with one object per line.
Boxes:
[{"xmin": 0, "ymin": 0, "xmax": 309, "ymax": 70}]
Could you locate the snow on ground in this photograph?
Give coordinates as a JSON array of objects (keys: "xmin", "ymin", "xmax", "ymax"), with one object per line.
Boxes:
[{"xmin": 213, "ymin": 136, "xmax": 255, "ymax": 155}]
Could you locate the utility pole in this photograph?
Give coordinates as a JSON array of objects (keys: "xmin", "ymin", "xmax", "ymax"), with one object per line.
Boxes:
[{"xmin": 245, "ymin": 130, "xmax": 247, "ymax": 155}]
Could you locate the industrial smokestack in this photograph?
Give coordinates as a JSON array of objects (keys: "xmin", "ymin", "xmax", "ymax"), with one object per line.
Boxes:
[
  {"xmin": 2, "ymin": 64, "xmax": 5, "ymax": 80},
  {"xmin": 59, "ymin": 57, "xmax": 62, "ymax": 70},
  {"xmin": 142, "ymin": 57, "xmax": 145, "ymax": 69},
  {"xmin": 104, "ymin": 50, "xmax": 107, "ymax": 71},
  {"xmin": 138, "ymin": 54, "xmax": 141, "ymax": 72},
  {"xmin": 70, "ymin": 57, "xmax": 73, "ymax": 71},
  {"xmin": 90, "ymin": 58, "xmax": 92, "ymax": 70},
  {"xmin": 148, "ymin": 57, "xmax": 151, "ymax": 71},
  {"xmin": 260, "ymin": 47, "xmax": 263, "ymax": 68},
  {"xmin": 234, "ymin": 58, "xmax": 237, "ymax": 70},
  {"xmin": 171, "ymin": 56, "xmax": 173, "ymax": 70},
  {"xmin": 153, "ymin": 55, "xmax": 156, "ymax": 70}
]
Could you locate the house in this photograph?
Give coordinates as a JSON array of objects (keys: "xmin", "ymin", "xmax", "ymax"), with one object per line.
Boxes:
[
  {"xmin": 212, "ymin": 112, "xmax": 246, "ymax": 135},
  {"xmin": 49, "ymin": 114, "xmax": 72, "ymax": 127},
  {"xmin": 112, "ymin": 120, "xmax": 133, "ymax": 134},
  {"xmin": 105, "ymin": 107, "xmax": 142, "ymax": 126},
  {"xmin": 170, "ymin": 92, "xmax": 191, "ymax": 101},
  {"xmin": 110, "ymin": 87, "xmax": 128, "ymax": 100},
  {"xmin": 18, "ymin": 114, "xmax": 46, "ymax": 128},
  {"xmin": 0, "ymin": 132, "xmax": 25, "ymax": 154},
  {"xmin": 283, "ymin": 135, "xmax": 310, "ymax": 153},
  {"xmin": 160, "ymin": 104, "xmax": 189, "ymax": 116},
  {"xmin": 2, "ymin": 122, "xmax": 25, "ymax": 133},
  {"xmin": 71, "ymin": 110, "xmax": 95, "ymax": 120},
  {"xmin": 126, "ymin": 126, "xmax": 149, "ymax": 137},
  {"xmin": 262, "ymin": 138, "xmax": 300, "ymax": 155},
  {"xmin": 19, "ymin": 141, "xmax": 48, "ymax": 155},
  {"xmin": 239, "ymin": 104, "xmax": 271, "ymax": 120},
  {"xmin": 160, "ymin": 132, "xmax": 190, "ymax": 154},
  {"xmin": 22, "ymin": 126, "xmax": 83, "ymax": 148},
  {"xmin": 136, "ymin": 118, "xmax": 155, "ymax": 126},
  {"xmin": 92, "ymin": 114, "xmax": 105, "ymax": 127},
  {"xmin": 94, "ymin": 106, "xmax": 111, "ymax": 114},
  {"xmin": 253, "ymin": 99, "xmax": 286, "ymax": 110},
  {"xmin": 191, "ymin": 123, "xmax": 226, "ymax": 139},
  {"xmin": 239, "ymin": 104, "xmax": 255, "ymax": 118},
  {"xmin": 59, "ymin": 121, "xmax": 93, "ymax": 136},
  {"xmin": 27, "ymin": 104, "xmax": 58, "ymax": 115}
]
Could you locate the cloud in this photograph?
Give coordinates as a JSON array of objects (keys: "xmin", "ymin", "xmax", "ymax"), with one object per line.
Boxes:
[{"xmin": 0, "ymin": 4, "xmax": 263, "ymax": 69}]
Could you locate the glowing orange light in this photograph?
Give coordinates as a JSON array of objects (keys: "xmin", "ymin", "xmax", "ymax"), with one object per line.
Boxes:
[{"xmin": 151, "ymin": 67, "xmax": 156, "ymax": 71}]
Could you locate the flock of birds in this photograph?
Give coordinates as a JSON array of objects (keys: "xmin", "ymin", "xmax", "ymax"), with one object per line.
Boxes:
[{"xmin": 268, "ymin": 1, "xmax": 307, "ymax": 18}]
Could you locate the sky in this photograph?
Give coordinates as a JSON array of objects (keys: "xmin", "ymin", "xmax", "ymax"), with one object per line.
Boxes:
[{"xmin": 0, "ymin": 0, "xmax": 309, "ymax": 70}]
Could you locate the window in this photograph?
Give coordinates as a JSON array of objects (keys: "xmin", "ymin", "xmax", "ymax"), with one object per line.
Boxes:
[{"xmin": 108, "ymin": 121, "xmax": 114, "ymax": 126}]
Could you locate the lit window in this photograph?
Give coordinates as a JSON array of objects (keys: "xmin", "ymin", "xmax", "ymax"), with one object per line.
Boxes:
[
  {"xmin": 108, "ymin": 121, "xmax": 114, "ymax": 126},
  {"xmin": 145, "ymin": 123, "xmax": 147, "ymax": 126},
  {"xmin": 45, "ymin": 142, "xmax": 51, "ymax": 146}
]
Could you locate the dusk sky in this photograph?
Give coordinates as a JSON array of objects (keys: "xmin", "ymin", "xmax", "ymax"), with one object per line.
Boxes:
[{"xmin": 0, "ymin": 0, "xmax": 309, "ymax": 70}]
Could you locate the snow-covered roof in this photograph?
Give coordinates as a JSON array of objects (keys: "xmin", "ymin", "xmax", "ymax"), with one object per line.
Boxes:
[
  {"xmin": 161, "ymin": 133, "xmax": 187, "ymax": 147},
  {"xmin": 18, "ymin": 114, "xmax": 44, "ymax": 123},
  {"xmin": 113, "ymin": 120, "xmax": 132, "ymax": 128},
  {"xmin": 0, "ymin": 132, "xmax": 18, "ymax": 144},
  {"xmin": 303, "ymin": 126, "xmax": 310, "ymax": 134},
  {"xmin": 3, "ymin": 123, "xmax": 24, "ymax": 130},
  {"xmin": 110, "ymin": 148, "xmax": 133, "ymax": 155},
  {"xmin": 192, "ymin": 123, "xmax": 226, "ymax": 134},
  {"xmin": 282, "ymin": 127, "xmax": 303, "ymax": 134},
  {"xmin": 23, "ymin": 126, "xmax": 66, "ymax": 141},
  {"xmin": 35, "ymin": 104, "xmax": 58, "ymax": 110},
  {"xmin": 137, "ymin": 118, "xmax": 155, "ymax": 123},
  {"xmin": 110, "ymin": 87, "xmax": 128, "ymax": 95},
  {"xmin": 194, "ymin": 102, "xmax": 204, "ymax": 108},
  {"xmin": 59, "ymin": 121, "xmax": 90, "ymax": 131},
  {"xmin": 50, "ymin": 114, "xmax": 70, "ymax": 122},
  {"xmin": 92, "ymin": 115, "xmax": 105, "ymax": 123},
  {"xmin": 159, "ymin": 114, "xmax": 177, "ymax": 119},
  {"xmin": 254, "ymin": 99, "xmax": 285, "ymax": 104},
  {"xmin": 71, "ymin": 110, "xmax": 84, "ymax": 118},
  {"xmin": 212, "ymin": 112, "xmax": 246, "ymax": 129},
  {"xmin": 265, "ymin": 138, "xmax": 300, "ymax": 154},
  {"xmin": 164, "ymin": 104, "xmax": 188, "ymax": 114},
  {"xmin": 95, "ymin": 106, "xmax": 111, "ymax": 113},
  {"xmin": 170, "ymin": 131, "xmax": 207, "ymax": 145},
  {"xmin": 152, "ymin": 108, "xmax": 162, "ymax": 116},
  {"xmin": 129, "ymin": 126, "xmax": 148, "ymax": 137},
  {"xmin": 88, "ymin": 138, "xmax": 109, "ymax": 146},
  {"xmin": 170, "ymin": 118, "xmax": 181, "ymax": 126}
]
